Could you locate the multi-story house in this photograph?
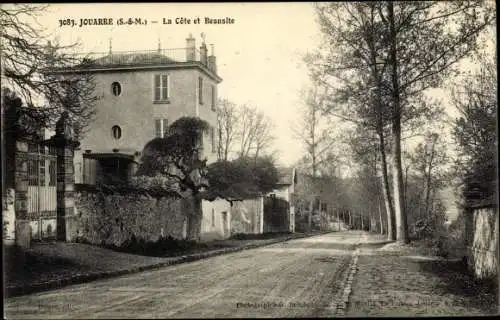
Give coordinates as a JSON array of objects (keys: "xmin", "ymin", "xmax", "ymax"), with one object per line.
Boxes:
[
  {"xmin": 50, "ymin": 34, "xmax": 232, "ymax": 241},
  {"xmin": 55, "ymin": 34, "xmax": 220, "ymax": 184}
]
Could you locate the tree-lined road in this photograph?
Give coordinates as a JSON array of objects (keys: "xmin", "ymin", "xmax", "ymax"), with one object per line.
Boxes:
[{"xmin": 5, "ymin": 232, "xmax": 368, "ymax": 319}]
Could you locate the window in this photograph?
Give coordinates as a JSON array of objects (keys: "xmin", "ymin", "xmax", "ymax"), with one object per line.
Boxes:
[
  {"xmin": 155, "ymin": 119, "xmax": 161, "ymax": 138},
  {"xmin": 163, "ymin": 119, "xmax": 168, "ymax": 136},
  {"xmin": 210, "ymin": 127, "xmax": 216, "ymax": 153},
  {"xmin": 154, "ymin": 74, "xmax": 169, "ymax": 101},
  {"xmin": 211, "ymin": 85, "xmax": 216, "ymax": 111},
  {"xmin": 154, "ymin": 119, "xmax": 169, "ymax": 138},
  {"xmin": 198, "ymin": 76, "xmax": 203, "ymax": 104},
  {"xmin": 111, "ymin": 82, "xmax": 121, "ymax": 96},
  {"xmin": 111, "ymin": 125, "xmax": 122, "ymax": 139}
]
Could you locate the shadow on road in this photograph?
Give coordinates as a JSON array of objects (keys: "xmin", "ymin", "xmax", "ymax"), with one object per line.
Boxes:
[
  {"xmin": 415, "ymin": 259, "xmax": 497, "ymax": 311},
  {"xmin": 357, "ymin": 240, "xmax": 395, "ymax": 250},
  {"xmin": 278, "ymin": 241, "xmax": 358, "ymax": 251}
]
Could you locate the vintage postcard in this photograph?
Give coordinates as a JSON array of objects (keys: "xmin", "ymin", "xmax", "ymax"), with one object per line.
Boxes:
[{"xmin": 2, "ymin": 2, "xmax": 498, "ymax": 318}]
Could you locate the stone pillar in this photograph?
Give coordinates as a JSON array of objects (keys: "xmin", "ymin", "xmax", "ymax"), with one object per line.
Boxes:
[
  {"xmin": 45, "ymin": 112, "xmax": 80, "ymax": 242},
  {"xmin": 3, "ymin": 188, "xmax": 16, "ymax": 245},
  {"xmin": 14, "ymin": 140, "xmax": 31, "ymax": 249}
]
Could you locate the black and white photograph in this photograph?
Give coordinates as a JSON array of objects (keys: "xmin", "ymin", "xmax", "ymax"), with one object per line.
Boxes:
[{"xmin": 1, "ymin": 2, "xmax": 498, "ymax": 318}]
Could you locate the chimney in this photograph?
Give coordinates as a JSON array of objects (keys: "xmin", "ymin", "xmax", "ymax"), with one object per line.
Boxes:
[
  {"xmin": 208, "ymin": 44, "xmax": 217, "ymax": 73},
  {"xmin": 200, "ymin": 40, "xmax": 208, "ymax": 66},
  {"xmin": 186, "ymin": 33, "xmax": 196, "ymax": 62}
]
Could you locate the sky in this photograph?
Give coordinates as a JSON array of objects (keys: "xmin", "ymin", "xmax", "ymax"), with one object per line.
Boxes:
[
  {"xmin": 16, "ymin": 3, "xmax": 496, "ymax": 169},
  {"xmin": 32, "ymin": 3, "xmax": 322, "ymax": 167}
]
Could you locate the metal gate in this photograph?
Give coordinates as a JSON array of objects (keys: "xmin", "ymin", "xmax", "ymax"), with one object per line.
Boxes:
[
  {"xmin": 264, "ymin": 195, "xmax": 290, "ymax": 233},
  {"xmin": 26, "ymin": 142, "xmax": 57, "ymax": 241}
]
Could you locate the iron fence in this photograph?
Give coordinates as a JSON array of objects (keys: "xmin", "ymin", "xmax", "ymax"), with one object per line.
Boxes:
[{"xmin": 26, "ymin": 143, "xmax": 57, "ymax": 240}]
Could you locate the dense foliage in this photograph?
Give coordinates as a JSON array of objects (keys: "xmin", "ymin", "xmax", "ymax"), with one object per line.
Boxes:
[
  {"xmin": 136, "ymin": 117, "xmax": 210, "ymax": 193},
  {"xmin": 205, "ymin": 156, "xmax": 279, "ymax": 200},
  {"xmin": 452, "ymin": 56, "xmax": 497, "ymax": 202},
  {"xmin": 1, "ymin": 4, "xmax": 98, "ymax": 138}
]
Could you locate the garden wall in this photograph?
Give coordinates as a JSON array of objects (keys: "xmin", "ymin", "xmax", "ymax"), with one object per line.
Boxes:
[
  {"xmin": 467, "ymin": 205, "xmax": 498, "ymax": 281},
  {"xmin": 231, "ymin": 198, "xmax": 264, "ymax": 235},
  {"xmin": 73, "ymin": 185, "xmax": 187, "ymax": 247},
  {"xmin": 200, "ymin": 198, "xmax": 232, "ymax": 241}
]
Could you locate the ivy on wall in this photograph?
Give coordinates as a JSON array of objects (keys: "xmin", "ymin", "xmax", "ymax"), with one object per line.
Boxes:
[{"xmin": 74, "ymin": 184, "xmax": 187, "ymax": 247}]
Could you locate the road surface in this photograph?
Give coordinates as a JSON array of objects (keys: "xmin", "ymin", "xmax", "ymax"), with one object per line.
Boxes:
[{"xmin": 5, "ymin": 231, "xmax": 367, "ymax": 319}]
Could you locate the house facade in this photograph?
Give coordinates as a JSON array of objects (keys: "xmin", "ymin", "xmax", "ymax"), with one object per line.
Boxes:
[
  {"xmin": 49, "ymin": 34, "xmax": 230, "ymax": 241},
  {"xmin": 58, "ymin": 35, "xmax": 221, "ymax": 185}
]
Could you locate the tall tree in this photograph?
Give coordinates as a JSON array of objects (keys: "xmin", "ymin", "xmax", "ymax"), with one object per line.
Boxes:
[
  {"xmin": 379, "ymin": 1, "xmax": 494, "ymax": 243},
  {"xmin": 292, "ymin": 86, "xmax": 338, "ymax": 178},
  {"xmin": 3, "ymin": 88, "xmax": 51, "ymax": 189},
  {"xmin": 1, "ymin": 4, "xmax": 98, "ymax": 138},
  {"xmin": 452, "ymin": 53, "xmax": 497, "ymax": 201},
  {"xmin": 216, "ymin": 99, "xmax": 239, "ymax": 161},
  {"xmin": 308, "ymin": 2, "xmax": 397, "ymax": 239},
  {"xmin": 308, "ymin": 1, "xmax": 494, "ymax": 243},
  {"xmin": 237, "ymin": 105, "xmax": 275, "ymax": 159},
  {"xmin": 292, "ymin": 85, "xmax": 341, "ymax": 230}
]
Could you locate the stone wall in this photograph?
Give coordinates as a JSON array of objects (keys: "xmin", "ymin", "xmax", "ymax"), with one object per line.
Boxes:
[
  {"xmin": 3, "ymin": 188, "xmax": 16, "ymax": 245},
  {"xmin": 73, "ymin": 185, "xmax": 186, "ymax": 246},
  {"xmin": 200, "ymin": 198, "xmax": 232, "ymax": 241},
  {"xmin": 467, "ymin": 206, "xmax": 498, "ymax": 281},
  {"xmin": 231, "ymin": 198, "xmax": 263, "ymax": 235}
]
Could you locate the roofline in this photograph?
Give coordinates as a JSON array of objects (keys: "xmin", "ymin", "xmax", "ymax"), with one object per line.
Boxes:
[{"xmin": 44, "ymin": 61, "xmax": 223, "ymax": 83}]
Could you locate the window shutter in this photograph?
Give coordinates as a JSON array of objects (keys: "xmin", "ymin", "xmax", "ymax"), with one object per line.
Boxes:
[
  {"xmin": 154, "ymin": 75, "xmax": 161, "ymax": 101},
  {"xmin": 162, "ymin": 119, "xmax": 169, "ymax": 137},
  {"xmin": 155, "ymin": 119, "xmax": 162, "ymax": 138},
  {"xmin": 161, "ymin": 75, "xmax": 169, "ymax": 100}
]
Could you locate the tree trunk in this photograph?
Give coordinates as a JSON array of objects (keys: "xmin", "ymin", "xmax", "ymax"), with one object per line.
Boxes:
[
  {"xmin": 378, "ymin": 198, "xmax": 384, "ymax": 234},
  {"xmin": 379, "ymin": 137, "xmax": 396, "ymax": 240},
  {"xmin": 404, "ymin": 164, "xmax": 410, "ymax": 214},
  {"xmin": 388, "ymin": 1, "xmax": 409, "ymax": 244},
  {"xmin": 348, "ymin": 210, "xmax": 352, "ymax": 227},
  {"xmin": 424, "ymin": 142, "xmax": 436, "ymax": 217},
  {"xmin": 368, "ymin": 6, "xmax": 395, "ymax": 240},
  {"xmin": 186, "ymin": 196, "xmax": 203, "ymax": 241},
  {"xmin": 337, "ymin": 208, "xmax": 341, "ymax": 231},
  {"xmin": 308, "ymin": 199, "xmax": 314, "ymax": 231}
]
